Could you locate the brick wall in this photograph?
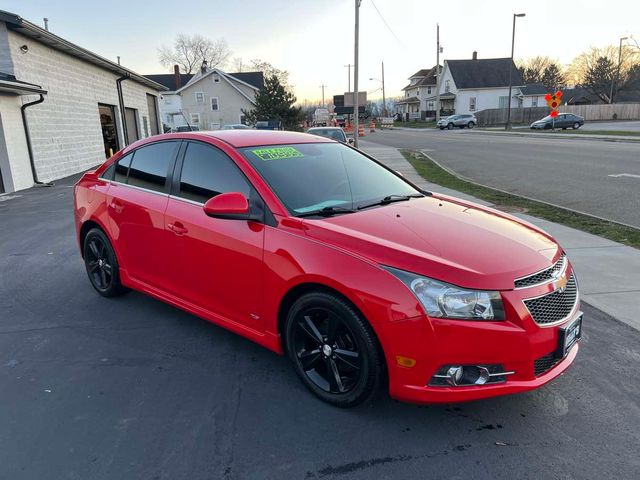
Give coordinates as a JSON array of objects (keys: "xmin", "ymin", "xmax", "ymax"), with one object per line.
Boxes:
[{"xmin": 5, "ymin": 30, "xmax": 162, "ymax": 187}]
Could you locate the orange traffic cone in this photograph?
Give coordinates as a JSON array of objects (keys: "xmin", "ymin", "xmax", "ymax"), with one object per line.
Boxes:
[
  {"xmin": 369, "ymin": 121, "xmax": 376, "ymax": 133},
  {"xmin": 358, "ymin": 124, "xmax": 365, "ymax": 137}
]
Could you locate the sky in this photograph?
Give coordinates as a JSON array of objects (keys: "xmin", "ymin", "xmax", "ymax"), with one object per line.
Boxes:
[{"xmin": 3, "ymin": 0, "xmax": 639, "ymax": 103}]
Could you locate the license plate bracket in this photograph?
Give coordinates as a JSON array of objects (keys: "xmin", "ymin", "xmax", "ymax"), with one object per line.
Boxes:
[{"xmin": 556, "ymin": 314, "xmax": 583, "ymax": 358}]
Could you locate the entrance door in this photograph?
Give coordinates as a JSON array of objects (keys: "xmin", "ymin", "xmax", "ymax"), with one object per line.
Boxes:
[
  {"xmin": 98, "ymin": 104, "xmax": 119, "ymax": 158},
  {"xmin": 146, "ymin": 94, "xmax": 160, "ymax": 135},
  {"xmin": 125, "ymin": 107, "xmax": 139, "ymax": 145}
]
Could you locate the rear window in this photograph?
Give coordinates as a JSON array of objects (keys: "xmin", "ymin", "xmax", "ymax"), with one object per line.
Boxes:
[{"xmin": 127, "ymin": 142, "xmax": 178, "ymax": 193}]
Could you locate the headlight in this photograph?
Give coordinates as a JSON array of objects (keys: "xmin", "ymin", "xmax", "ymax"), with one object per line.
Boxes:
[{"xmin": 384, "ymin": 266, "xmax": 505, "ymax": 320}]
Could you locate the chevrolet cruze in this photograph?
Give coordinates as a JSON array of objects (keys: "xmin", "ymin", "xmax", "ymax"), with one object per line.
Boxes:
[{"xmin": 74, "ymin": 130, "xmax": 582, "ymax": 407}]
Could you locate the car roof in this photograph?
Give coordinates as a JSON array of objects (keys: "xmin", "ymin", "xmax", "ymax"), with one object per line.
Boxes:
[
  {"xmin": 308, "ymin": 127, "xmax": 343, "ymax": 131},
  {"xmin": 150, "ymin": 130, "xmax": 335, "ymax": 148}
]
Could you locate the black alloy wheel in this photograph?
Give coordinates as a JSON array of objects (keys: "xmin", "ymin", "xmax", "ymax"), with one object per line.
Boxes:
[
  {"xmin": 83, "ymin": 228, "xmax": 126, "ymax": 297},
  {"xmin": 285, "ymin": 292, "xmax": 382, "ymax": 407}
]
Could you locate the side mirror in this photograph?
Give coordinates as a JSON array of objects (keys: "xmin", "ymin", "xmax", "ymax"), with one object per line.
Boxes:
[
  {"xmin": 203, "ymin": 192, "xmax": 249, "ymax": 219},
  {"xmin": 348, "ymin": 137, "xmax": 354, "ymax": 145}
]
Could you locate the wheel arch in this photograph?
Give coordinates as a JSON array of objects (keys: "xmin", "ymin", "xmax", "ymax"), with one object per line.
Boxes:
[{"xmin": 78, "ymin": 218, "xmax": 114, "ymax": 258}]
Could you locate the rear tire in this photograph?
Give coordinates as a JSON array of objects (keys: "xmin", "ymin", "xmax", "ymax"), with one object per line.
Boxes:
[
  {"xmin": 284, "ymin": 291, "xmax": 382, "ymax": 408},
  {"xmin": 83, "ymin": 228, "xmax": 126, "ymax": 297},
  {"xmin": 573, "ymin": 122, "xmax": 580, "ymax": 129}
]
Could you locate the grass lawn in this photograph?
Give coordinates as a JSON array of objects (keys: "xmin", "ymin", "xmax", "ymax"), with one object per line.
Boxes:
[
  {"xmin": 393, "ymin": 120, "xmax": 435, "ymax": 129},
  {"xmin": 551, "ymin": 129, "xmax": 640, "ymax": 137},
  {"xmin": 402, "ymin": 150, "xmax": 640, "ymax": 249}
]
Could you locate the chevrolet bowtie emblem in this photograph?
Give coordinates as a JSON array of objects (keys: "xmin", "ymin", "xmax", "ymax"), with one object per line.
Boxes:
[{"xmin": 554, "ymin": 274, "xmax": 568, "ymax": 293}]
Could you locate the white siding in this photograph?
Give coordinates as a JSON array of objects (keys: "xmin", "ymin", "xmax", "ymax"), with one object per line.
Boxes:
[
  {"xmin": 0, "ymin": 95, "xmax": 31, "ymax": 191},
  {"xmin": 456, "ymin": 88, "xmax": 515, "ymax": 115}
]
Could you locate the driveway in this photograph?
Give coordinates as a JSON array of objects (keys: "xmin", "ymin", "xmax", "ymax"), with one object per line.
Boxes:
[{"xmin": 1, "ymin": 176, "xmax": 640, "ymax": 479}]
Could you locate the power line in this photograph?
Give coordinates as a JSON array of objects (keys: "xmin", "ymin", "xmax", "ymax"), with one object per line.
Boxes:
[{"xmin": 369, "ymin": 0, "xmax": 405, "ymax": 48}]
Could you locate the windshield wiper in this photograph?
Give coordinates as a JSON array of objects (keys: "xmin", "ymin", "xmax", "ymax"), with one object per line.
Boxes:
[
  {"xmin": 357, "ymin": 193, "xmax": 424, "ymax": 210},
  {"xmin": 296, "ymin": 205, "xmax": 357, "ymax": 218}
]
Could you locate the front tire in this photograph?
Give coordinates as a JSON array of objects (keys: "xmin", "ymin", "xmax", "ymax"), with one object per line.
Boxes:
[
  {"xmin": 468, "ymin": 121, "xmax": 475, "ymax": 129},
  {"xmin": 573, "ymin": 122, "xmax": 580, "ymax": 129},
  {"xmin": 83, "ymin": 228, "xmax": 126, "ymax": 297},
  {"xmin": 284, "ymin": 292, "xmax": 382, "ymax": 407},
  {"xmin": 447, "ymin": 123, "xmax": 453, "ymax": 130}
]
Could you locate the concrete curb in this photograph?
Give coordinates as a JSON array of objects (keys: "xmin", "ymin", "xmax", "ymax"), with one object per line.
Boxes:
[{"xmin": 473, "ymin": 129, "xmax": 640, "ymax": 143}]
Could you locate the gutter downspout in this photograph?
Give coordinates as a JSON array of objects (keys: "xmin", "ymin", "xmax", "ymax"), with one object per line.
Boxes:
[
  {"xmin": 116, "ymin": 74, "xmax": 130, "ymax": 146},
  {"xmin": 20, "ymin": 94, "xmax": 51, "ymax": 186}
]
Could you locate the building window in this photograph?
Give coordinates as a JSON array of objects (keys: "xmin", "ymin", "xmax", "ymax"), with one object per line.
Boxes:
[
  {"xmin": 427, "ymin": 101, "xmax": 434, "ymax": 110},
  {"xmin": 195, "ymin": 92, "xmax": 204, "ymax": 103},
  {"xmin": 427, "ymin": 87, "xmax": 432, "ymax": 94},
  {"xmin": 532, "ymin": 97, "xmax": 538, "ymax": 107},
  {"xmin": 417, "ymin": 91, "xmax": 419, "ymax": 96},
  {"xmin": 445, "ymin": 80, "xmax": 450, "ymax": 93},
  {"xmin": 213, "ymin": 73, "xmax": 220, "ymax": 83},
  {"xmin": 211, "ymin": 97, "xmax": 219, "ymax": 111},
  {"xmin": 498, "ymin": 96, "xmax": 509, "ymax": 109},
  {"xmin": 406, "ymin": 92, "xmax": 409, "ymax": 97},
  {"xmin": 469, "ymin": 97, "xmax": 476, "ymax": 111},
  {"xmin": 209, "ymin": 122, "xmax": 221, "ymax": 130},
  {"xmin": 191, "ymin": 113, "xmax": 200, "ymax": 124},
  {"xmin": 240, "ymin": 113, "xmax": 247, "ymax": 125}
]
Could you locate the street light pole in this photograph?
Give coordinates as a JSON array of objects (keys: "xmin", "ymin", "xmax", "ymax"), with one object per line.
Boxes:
[
  {"xmin": 344, "ymin": 64, "xmax": 352, "ymax": 92},
  {"xmin": 381, "ymin": 61, "xmax": 386, "ymax": 117},
  {"xmin": 609, "ymin": 36, "xmax": 628, "ymax": 104},
  {"xmin": 353, "ymin": 0, "xmax": 361, "ymax": 148},
  {"xmin": 319, "ymin": 84, "xmax": 327, "ymax": 107},
  {"xmin": 435, "ymin": 23, "xmax": 441, "ymax": 124},
  {"xmin": 505, "ymin": 13, "xmax": 525, "ymax": 131}
]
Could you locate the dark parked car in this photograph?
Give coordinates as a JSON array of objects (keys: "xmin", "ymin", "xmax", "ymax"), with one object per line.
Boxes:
[
  {"xmin": 173, "ymin": 125, "xmax": 200, "ymax": 132},
  {"xmin": 530, "ymin": 113, "xmax": 584, "ymax": 130}
]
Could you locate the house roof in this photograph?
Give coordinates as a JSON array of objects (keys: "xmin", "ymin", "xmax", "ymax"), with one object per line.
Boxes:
[
  {"xmin": 229, "ymin": 72, "xmax": 264, "ymax": 90},
  {"xmin": 424, "ymin": 91, "xmax": 456, "ymax": 101},
  {"xmin": 0, "ymin": 10, "xmax": 167, "ymax": 91},
  {"xmin": 519, "ymin": 83, "xmax": 548, "ymax": 96},
  {"xmin": 396, "ymin": 96, "xmax": 420, "ymax": 105},
  {"xmin": 144, "ymin": 73, "xmax": 194, "ymax": 92},
  {"xmin": 402, "ymin": 66, "xmax": 439, "ymax": 90},
  {"xmin": 0, "ymin": 71, "xmax": 47, "ymax": 95},
  {"xmin": 446, "ymin": 58, "xmax": 523, "ymax": 89},
  {"xmin": 409, "ymin": 69, "xmax": 431, "ymax": 79}
]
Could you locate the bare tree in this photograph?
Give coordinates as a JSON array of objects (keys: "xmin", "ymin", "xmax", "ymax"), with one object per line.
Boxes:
[
  {"xmin": 248, "ymin": 59, "xmax": 290, "ymax": 86},
  {"xmin": 566, "ymin": 45, "xmax": 639, "ymax": 88},
  {"xmin": 517, "ymin": 56, "xmax": 559, "ymax": 84},
  {"xmin": 158, "ymin": 34, "xmax": 231, "ymax": 74}
]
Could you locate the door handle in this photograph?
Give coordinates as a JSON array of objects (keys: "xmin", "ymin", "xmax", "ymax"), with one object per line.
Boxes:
[
  {"xmin": 109, "ymin": 200, "xmax": 124, "ymax": 214},
  {"xmin": 168, "ymin": 222, "xmax": 188, "ymax": 235}
]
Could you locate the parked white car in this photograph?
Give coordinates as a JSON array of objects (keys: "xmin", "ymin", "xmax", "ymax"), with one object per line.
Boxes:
[{"xmin": 437, "ymin": 114, "xmax": 477, "ymax": 130}]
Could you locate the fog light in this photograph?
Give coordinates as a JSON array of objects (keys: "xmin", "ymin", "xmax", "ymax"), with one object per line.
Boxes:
[{"xmin": 429, "ymin": 364, "xmax": 515, "ymax": 387}]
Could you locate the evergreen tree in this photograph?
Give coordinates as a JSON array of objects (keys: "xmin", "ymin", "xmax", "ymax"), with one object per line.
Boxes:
[
  {"xmin": 243, "ymin": 75, "xmax": 303, "ymax": 130},
  {"xmin": 584, "ymin": 56, "xmax": 615, "ymax": 102},
  {"xmin": 541, "ymin": 64, "xmax": 565, "ymax": 90}
]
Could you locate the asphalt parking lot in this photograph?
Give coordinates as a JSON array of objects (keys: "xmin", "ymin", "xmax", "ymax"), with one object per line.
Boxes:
[{"xmin": 1, "ymin": 177, "xmax": 640, "ymax": 480}]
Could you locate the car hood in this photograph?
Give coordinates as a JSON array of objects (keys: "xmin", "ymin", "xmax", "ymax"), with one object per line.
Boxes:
[{"xmin": 302, "ymin": 195, "xmax": 560, "ymax": 290}]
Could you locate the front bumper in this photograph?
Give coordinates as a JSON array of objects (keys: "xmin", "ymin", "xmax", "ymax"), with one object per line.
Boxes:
[{"xmin": 375, "ymin": 268, "xmax": 581, "ymax": 404}]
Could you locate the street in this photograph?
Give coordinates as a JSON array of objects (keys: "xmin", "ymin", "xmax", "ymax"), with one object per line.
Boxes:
[
  {"xmin": 363, "ymin": 129, "xmax": 640, "ymax": 227},
  {"xmin": 1, "ymin": 174, "xmax": 640, "ymax": 480}
]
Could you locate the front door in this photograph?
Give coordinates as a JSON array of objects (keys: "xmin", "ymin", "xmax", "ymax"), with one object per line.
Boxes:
[
  {"xmin": 106, "ymin": 140, "xmax": 180, "ymax": 287},
  {"xmin": 164, "ymin": 141, "xmax": 264, "ymax": 330},
  {"xmin": 125, "ymin": 107, "xmax": 139, "ymax": 145},
  {"xmin": 98, "ymin": 104, "xmax": 119, "ymax": 158}
]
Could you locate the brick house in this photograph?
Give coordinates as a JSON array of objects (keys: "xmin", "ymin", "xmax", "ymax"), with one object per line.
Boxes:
[{"xmin": 0, "ymin": 10, "xmax": 166, "ymax": 194}]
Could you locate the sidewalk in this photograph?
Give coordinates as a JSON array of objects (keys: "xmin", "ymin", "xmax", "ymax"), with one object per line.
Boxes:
[{"xmin": 360, "ymin": 141, "xmax": 640, "ymax": 332}]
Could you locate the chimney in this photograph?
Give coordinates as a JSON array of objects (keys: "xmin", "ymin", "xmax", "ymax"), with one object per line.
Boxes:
[
  {"xmin": 43, "ymin": 18, "xmax": 49, "ymax": 31},
  {"xmin": 472, "ymin": 51, "xmax": 478, "ymax": 60},
  {"xmin": 174, "ymin": 64, "xmax": 181, "ymax": 90},
  {"xmin": 200, "ymin": 60, "xmax": 208, "ymax": 75}
]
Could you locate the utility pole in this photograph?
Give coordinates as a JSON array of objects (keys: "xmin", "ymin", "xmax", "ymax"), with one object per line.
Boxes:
[
  {"xmin": 505, "ymin": 13, "xmax": 525, "ymax": 130},
  {"xmin": 319, "ymin": 84, "xmax": 327, "ymax": 106},
  {"xmin": 381, "ymin": 61, "xmax": 386, "ymax": 116},
  {"xmin": 353, "ymin": 0, "xmax": 361, "ymax": 148},
  {"xmin": 344, "ymin": 64, "xmax": 352, "ymax": 92},
  {"xmin": 435, "ymin": 24, "xmax": 441, "ymax": 124},
  {"xmin": 609, "ymin": 36, "xmax": 628, "ymax": 104}
]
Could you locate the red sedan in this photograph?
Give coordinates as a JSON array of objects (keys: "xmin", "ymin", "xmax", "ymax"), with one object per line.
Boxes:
[{"xmin": 74, "ymin": 130, "xmax": 582, "ymax": 407}]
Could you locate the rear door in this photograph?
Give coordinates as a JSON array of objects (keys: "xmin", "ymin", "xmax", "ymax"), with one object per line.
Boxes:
[
  {"xmin": 106, "ymin": 140, "xmax": 180, "ymax": 288},
  {"xmin": 164, "ymin": 141, "xmax": 265, "ymax": 330}
]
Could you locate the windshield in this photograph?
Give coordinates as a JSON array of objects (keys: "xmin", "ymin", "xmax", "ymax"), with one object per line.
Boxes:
[
  {"xmin": 308, "ymin": 129, "xmax": 346, "ymax": 141},
  {"xmin": 241, "ymin": 143, "xmax": 422, "ymax": 215}
]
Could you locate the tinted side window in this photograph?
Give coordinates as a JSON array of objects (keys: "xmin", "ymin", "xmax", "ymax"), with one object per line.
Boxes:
[
  {"xmin": 100, "ymin": 163, "xmax": 115, "ymax": 181},
  {"xmin": 178, "ymin": 142, "xmax": 251, "ymax": 203},
  {"xmin": 127, "ymin": 142, "xmax": 177, "ymax": 193},
  {"xmin": 113, "ymin": 153, "xmax": 133, "ymax": 183}
]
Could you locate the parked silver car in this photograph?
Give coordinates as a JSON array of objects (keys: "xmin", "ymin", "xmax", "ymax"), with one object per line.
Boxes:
[
  {"xmin": 307, "ymin": 127, "xmax": 353, "ymax": 144},
  {"xmin": 437, "ymin": 114, "xmax": 477, "ymax": 130}
]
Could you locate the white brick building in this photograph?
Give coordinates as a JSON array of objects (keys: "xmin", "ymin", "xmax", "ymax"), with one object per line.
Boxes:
[{"xmin": 0, "ymin": 10, "xmax": 166, "ymax": 193}]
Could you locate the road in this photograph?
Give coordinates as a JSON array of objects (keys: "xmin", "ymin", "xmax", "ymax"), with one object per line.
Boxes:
[
  {"xmin": 512, "ymin": 120, "xmax": 640, "ymax": 132},
  {"xmin": 1, "ymin": 176, "xmax": 640, "ymax": 479},
  {"xmin": 362, "ymin": 129, "xmax": 640, "ymax": 227}
]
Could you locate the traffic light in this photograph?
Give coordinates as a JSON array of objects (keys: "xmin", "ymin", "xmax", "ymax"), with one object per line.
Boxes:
[{"xmin": 544, "ymin": 90, "xmax": 563, "ymax": 118}]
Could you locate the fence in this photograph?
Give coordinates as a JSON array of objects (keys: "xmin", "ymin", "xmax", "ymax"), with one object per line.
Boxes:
[{"xmin": 475, "ymin": 103, "xmax": 640, "ymax": 126}]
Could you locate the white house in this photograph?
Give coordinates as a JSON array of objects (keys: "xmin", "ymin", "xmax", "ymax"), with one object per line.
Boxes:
[
  {"xmin": 426, "ymin": 53, "xmax": 525, "ymax": 116},
  {"xmin": 518, "ymin": 83, "xmax": 548, "ymax": 108},
  {"xmin": 395, "ymin": 66, "xmax": 439, "ymax": 120},
  {"xmin": 0, "ymin": 9, "xmax": 166, "ymax": 193},
  {"xmin": 175, "ymin": 65, "xmax": 264, "ymax": 130},
  {"xmin": 145, "ymin": 66, "xmax": 194, "ymax": 131}
]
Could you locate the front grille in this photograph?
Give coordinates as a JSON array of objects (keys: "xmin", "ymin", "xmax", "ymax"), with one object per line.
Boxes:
[
  {"xmin": 523, "ymin": 273, "xmax": 578, "ymax": 325},
  {"xmin": 515, "ymin": 255, "xmax": 566, "ymax": 288},
  {"xmin": 534, "ymin": 352, "xmax": 561, "ymax": 377}
]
